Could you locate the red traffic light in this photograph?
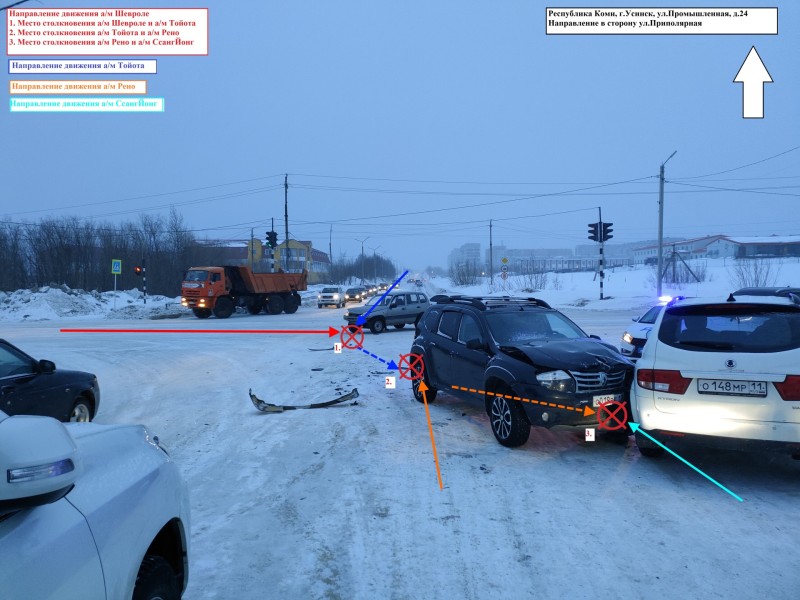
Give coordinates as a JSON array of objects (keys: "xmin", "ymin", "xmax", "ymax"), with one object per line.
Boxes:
[{"xmin": 134, "ymin": 266, "xmax": 143, "ymax": 276}]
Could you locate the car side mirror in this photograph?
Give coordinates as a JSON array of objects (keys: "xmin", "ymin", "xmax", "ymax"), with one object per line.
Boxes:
[
  {"xmin": 631, "ymin": 317, "xmax": 638, "ymax": 322},
  {"xmin": 0, "ymin": 414, "xmax": 81, "ymax": 517},
  {"xmin": 589, "ymin": 334, "xmax": 601, "ymax": 340},
  {"xmin": 38, "ymin": 359, "xmax": 55, "ymax": 374},
  {"xmin": 465, "ymin": 338, "xmax": 486, "ymax": 351}
]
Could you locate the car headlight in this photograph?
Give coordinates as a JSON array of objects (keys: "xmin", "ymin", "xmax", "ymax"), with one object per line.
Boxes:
[
  {"xmin": 622, "ymin": 332, "xmax": 634, "ymax": 344},
  {"xmin": 333, "ymin": 294, "xmax": 339, "ymax": 299},
  {"xmin": 536, "ymin": 370, "xmax": 575, "ymax": 393},
  {"xmin": 318, "ymin": 294, "xmax": 321, "ymax": 299}
]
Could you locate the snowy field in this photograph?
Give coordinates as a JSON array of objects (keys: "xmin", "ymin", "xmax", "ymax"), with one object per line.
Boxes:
[{"xmin": 3, "ymin": 258, "xmax": 800, "ymax": 599}]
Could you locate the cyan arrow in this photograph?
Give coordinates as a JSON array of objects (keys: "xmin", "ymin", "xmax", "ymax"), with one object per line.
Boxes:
[
  {"xmin": 630, "ymin": 423, "xmax": 743, "ymax": 502},
  {"xmin": 356, "ymin": 270, "xmax": 409, "ymax": 326}
]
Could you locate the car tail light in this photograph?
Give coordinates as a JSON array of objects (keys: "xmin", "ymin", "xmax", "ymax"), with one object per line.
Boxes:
[
  {"xmin": 775, "ymin": 375, "xmax": 800, "ymax": 401},
  {"xmin": 637, "ymin": 369, "xmax": 691, "ymax": 394}
]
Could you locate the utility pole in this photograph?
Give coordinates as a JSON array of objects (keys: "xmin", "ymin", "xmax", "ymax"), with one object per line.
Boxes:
[
  {"xmin": 489, "ymin": 219, "xmax": 493, "ymax": 285},
  {"xmin": 658, "ymin": 151, "xmax": 677, "ymax": 296},
  {"xmin": 250, "ymin": 227, "xmax": 254, "ymax": 272},
  {"xmin": 284, "ymin": 174, "xmax": 289, "ymax": 271}
]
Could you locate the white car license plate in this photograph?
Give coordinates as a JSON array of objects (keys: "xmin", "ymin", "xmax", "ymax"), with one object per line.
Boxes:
[
  {"xmin": 697, "ymin": 379, "xmax": 767, "ymax": 397},
  {"xmin": 593, "ymin": 394, "xmax": 621, "ymax": 407}
]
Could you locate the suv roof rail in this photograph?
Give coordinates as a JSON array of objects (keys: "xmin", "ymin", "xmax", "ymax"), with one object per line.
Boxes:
[{"xmin": 430, "ymin": 295, "xmax": 551, "ymax": 310}]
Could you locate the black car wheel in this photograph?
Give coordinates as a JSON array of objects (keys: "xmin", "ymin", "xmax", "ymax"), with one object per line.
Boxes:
[
  {"xmin": 266, "ymin": 295, "xmax": 285, "ymax": 315},
  {"xmin": 369, "ymin": 318, "xmax": 386, "ymax": 334},
  {"xmin": 212, "ymin": 297, "xmax": 234, "ymax": 319},
  {"xmin": 394, "ymin": 324, "xmax": 405, "ymax": 329},
  {"xmin": 411, "ymin": 355, "xmax": 437, "ymax": 403},
  {"xmin": 283, "ymin": 294, "xmax": 300, "ymax": 314},
  {"xmin": 69, "ymin": 397, "xmax": 93, "ymax": 422},
  {"xmin": 192, "ymin": 308, "xmax": 211, "ymax": 319},
  {"xmin": 133, "ymin": 555, "xmax": 180, "ymax": 600},
  {"xmin": 489, "ymin": 389, "xmax": 530, "ymax": 448}
]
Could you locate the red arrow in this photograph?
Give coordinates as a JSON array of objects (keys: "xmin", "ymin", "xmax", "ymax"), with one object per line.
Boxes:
[{"xmin": 60, "ymin": 326, "xmax": 339, "ymax": 336}]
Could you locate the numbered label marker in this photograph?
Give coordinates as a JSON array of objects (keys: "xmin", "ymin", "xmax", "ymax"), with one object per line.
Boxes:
[
  {"xmin": 385, "ymin": 376, "xmax": 396, "ymax": 389},
  {"xmin": 333, "ymin": 343, "xmax": 342, "ymax": 354},
  {"xmin": 585, "ymin": 428, "xmax": 595, "ymax": 442}
]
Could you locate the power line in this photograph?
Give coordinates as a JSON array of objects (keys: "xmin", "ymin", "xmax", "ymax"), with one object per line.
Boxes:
[
  {"xmin": 672, "ymin": 145, "xmax": 800, "ymax": 180},
  {"xmin": 669, "ymin": 181, "xmax": 800, "ymax": 197},
  {"xmin": 8, "ymin": 174, "xmax": 285, "ymax": 217}
]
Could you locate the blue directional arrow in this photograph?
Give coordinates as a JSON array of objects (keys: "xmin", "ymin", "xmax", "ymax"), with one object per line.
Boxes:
[
  {"xmin": 630, "ymin": 423, "xmax": 743, "ymax": 502},
  {"xmin": 359, "ymin": 347, "xmax": 398, "ymax": 370},
  {"xmin": 356, "ymin": 270, "xmax": 409, "ymax": 326}
]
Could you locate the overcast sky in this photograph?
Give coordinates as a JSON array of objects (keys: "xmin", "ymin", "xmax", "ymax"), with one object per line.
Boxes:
[{"xmin": 1, "ymin": 0, "xmax": 798, "ymax": 270}]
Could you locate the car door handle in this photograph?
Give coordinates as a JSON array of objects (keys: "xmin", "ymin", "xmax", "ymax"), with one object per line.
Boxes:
[{"xmin": 0, "ymin": 385, "xmax": 13, "ymax": 395}]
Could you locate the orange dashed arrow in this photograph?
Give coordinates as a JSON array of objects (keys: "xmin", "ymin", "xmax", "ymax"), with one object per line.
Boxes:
[
  {"xmin": 450, "ymin": 385, "xmax": 596, "ymax": 417},
  {"xmin": 419, "ymin": 381, "xmax": 444, "ymax": 490}
]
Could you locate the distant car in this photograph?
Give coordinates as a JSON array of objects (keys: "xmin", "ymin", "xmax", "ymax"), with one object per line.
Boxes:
[
  {"xmin": 0, "ymin": 339, "xmax": 100, "ymax": 422},
  {"xmin": 415, "ymin": 280, "xmax": 424, "ymax": 288},
  {"xmin": 344, "ymin": 291, "xmax": 430, "ymax": 334},
  {"xmin": 620, "ymin": 301, "xmax": 669, "ymax": 360},
  {"xmin": 344, "ymin": 287, "xmax": 367, "ymax": 303},
  {"xmin": 733, "ymin": 286, "xmax": 800, "ymax": 298},
  {"xmin": 631, "ymin": 294, "xmax": 800, "ymax": 458},
  {"xmin": 0, "ymin": 410, "xmax": 190, "ymax": 598},
  {"xmin": 318, "ymin": 287, "xmax": 345, "ymax": 309},
  {"xmin": 410, "ymin": 295, "xmax": 634, "ymax": 447},
  {"xmin": 644, "ymin": 257, "xmax": 658, "ymax": 266},
  {"xmin": 378, "ymin": 283, "xmax": 389, "ymax": 292}
]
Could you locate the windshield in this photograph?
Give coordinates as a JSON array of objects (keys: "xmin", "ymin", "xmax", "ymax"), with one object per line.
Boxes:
[
  {"xmin": 485, "ymin": 310, "xmax": 587, "ymax": 344},
  {"xmin": 184, "ymin": 270, "xmax": 208, "ymax": 282},
  {"xmin": 659, "ymin": 304, "xmax": 800, "ymax": 352},
  {"xmin": 366, "ymin": 295, "xmax": 389, "ymax": 306},
  {"xmin": 321, "ymin": 288, "xmax": 339, "ymax": 293},
  {"xmin": 638, "ymin": 305, "xmax": 664, "ymax": 324}
]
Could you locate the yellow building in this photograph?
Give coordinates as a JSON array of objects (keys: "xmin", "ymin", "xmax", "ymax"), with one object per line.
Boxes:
[{"xmin": 273, "ymin": 240, "xmax": 331, "ymax": 284}]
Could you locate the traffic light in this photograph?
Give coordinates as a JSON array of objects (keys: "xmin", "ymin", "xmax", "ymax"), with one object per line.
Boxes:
[
  {"xmin": 601, "ymin": 222, "xmax": 614, "ymax": 242},
  {"xmin": 266, "ymin": 231, "xmax": 278, "ymax": 248},
  {"xmin": 588, "ymin": 222, "xmax": 600, "ymax": 242},
  {"xmin": 134, "ymin": 266, "xmax": 143, "ymax": 276}
]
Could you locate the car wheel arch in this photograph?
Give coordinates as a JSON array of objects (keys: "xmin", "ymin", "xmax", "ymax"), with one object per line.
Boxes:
[{"xmin": 139, "ymin": 517, "xmax": 188, "ymax": 595}]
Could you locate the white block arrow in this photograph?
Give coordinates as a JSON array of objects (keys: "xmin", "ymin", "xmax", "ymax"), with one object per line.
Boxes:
[{"xmin": 733, "ymin": 46, "xmax": 773, "ymax": 119}]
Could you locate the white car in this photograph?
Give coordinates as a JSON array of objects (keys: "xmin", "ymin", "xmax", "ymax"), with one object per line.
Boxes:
[
  {"xmin": 631, "ymin": 295, "xmax": 800, "ymax": 458},
  {"xmin": 0, "ymin": 411, "xmax": 190, "ymax": 599},
  {"xmin": 620, "ymin": 297, "xmax": 689, "ymax": 360},
  {"xmin": 318, "ymin": 287, "xmax": 345, "ymax": 308}
]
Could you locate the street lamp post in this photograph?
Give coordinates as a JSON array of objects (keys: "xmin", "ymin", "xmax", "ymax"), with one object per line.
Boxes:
[
  {"xmin": 369, "ymin": 245, "xmax": 381, "ymax": 282},
  {"xmin": 355, "ymin": 237, "xmax": 369, "ymax": 285}
]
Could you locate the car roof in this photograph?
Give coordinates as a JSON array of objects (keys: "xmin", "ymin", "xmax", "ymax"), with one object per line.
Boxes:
[
  {"xmin": 666, "ymin": 295, "xmax": 800, "ymax": 308},
  {"xmin": 732, "ymin": 286, "xmax": 800, "ymax": 297},
  {"xmin": 430, "ymin": 295, "xmax": 552, "ymax": 310}
]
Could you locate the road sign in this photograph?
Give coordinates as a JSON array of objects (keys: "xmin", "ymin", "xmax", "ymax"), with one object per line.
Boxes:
[
  {"xmin": 111, "ymin": 259, "xmax": 122, "ymax": 275},
  {"xmin": 500, "ymin": 265, "xmax": 508, "ymax": 273},
  {"xmin": 501, "ymin": 257, "xmax": 508, "ymax": 264},
  {"xmin": 501, "ymin": 272, "xmax": 508, "ymax": 280}
]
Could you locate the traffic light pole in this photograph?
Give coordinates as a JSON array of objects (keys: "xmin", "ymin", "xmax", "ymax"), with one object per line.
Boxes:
[
  {"xmin": 142, "ymin": 258, "xmax": 147, "ymax": 305},
  {"xmin": 598, "ymin": 208, "xmax": 605, "ymax": 300}
]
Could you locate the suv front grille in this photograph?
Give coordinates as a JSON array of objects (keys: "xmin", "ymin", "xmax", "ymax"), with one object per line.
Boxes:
[{"xmin": 570, "ymin": 370, "xmax": 626, "ymax": 393}]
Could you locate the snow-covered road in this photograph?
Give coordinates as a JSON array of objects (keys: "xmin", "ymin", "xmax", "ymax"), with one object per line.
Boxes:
[{"xmin": 5, "ymin": 304, "xmax": 799, "ymax": 599}]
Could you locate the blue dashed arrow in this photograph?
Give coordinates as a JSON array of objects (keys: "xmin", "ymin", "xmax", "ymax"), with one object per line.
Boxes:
[{"xmin": 359, "ymin": 347, "xmax": 398, "ymax": 370}]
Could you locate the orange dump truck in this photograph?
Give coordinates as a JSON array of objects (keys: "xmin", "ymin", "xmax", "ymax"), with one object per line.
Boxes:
[{"xmin": 181, "ymin": 266, "xmax": 308, "ymax": 319}]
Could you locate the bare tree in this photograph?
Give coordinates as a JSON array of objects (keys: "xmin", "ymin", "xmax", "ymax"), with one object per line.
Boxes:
[
  {"xmin": 728, "ymin": 257, "xmax": 780, "ymax": 288},
  {"xmin": 449, "ymin": 261, "xmax": 480, "ymax": 286}
]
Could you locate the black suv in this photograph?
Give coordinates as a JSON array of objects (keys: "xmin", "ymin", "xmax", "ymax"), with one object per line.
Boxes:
[{"xmin": 410, "ymin": 296, "xmax": 634, "ymax": 447}]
